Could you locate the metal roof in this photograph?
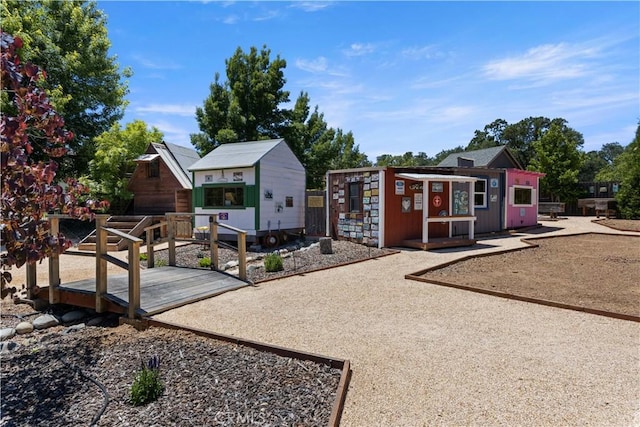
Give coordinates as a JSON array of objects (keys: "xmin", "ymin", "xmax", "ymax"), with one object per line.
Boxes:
[
  {"xmin": 162, "ymin": 141, "xmax": 201, "ymax": 177},
  {"xmin": 134, "ymin": 142, "xmax": 200, "ymax": 189},
  {"xmin": 188, "ymin": 139, "xmax": 285, "ymax": 171},
  {"xmin": 396, "ymin": 173, "xmax": 478, "ymax": 182}
]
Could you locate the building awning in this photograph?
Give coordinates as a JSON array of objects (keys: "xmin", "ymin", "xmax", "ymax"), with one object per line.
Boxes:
[
  {"xmin": 395, "ymin": 173, "xmax": 478, "ymax": 183},
  {"xmin": 134, "ymin": 153, "xmax": 160, "ymax": 162}
]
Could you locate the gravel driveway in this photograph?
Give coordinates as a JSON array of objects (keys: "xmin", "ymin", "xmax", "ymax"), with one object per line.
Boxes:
[{"xmin": 154, "ymin": 217, "xmax": 640, "ymax": 426}]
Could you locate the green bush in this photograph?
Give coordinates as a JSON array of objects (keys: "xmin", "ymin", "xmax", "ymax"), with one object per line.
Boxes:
[
  {"xmin": 155, "ymin": 259, "xmax": 167, "ymax": 267},
  {"xmin": 198, "ymin": 257, "xmax": 212, "ymax": 268},
  {"xmin": 264, "ymin": 253, "xmax": 284, "ymax": 272},
  {"xmin": 130, "ymin": 356, "xmax": 164, "ymax": 406},
  {"xmin": 139, "ymin": 253, "xmax": 148, "ymax": 261}
]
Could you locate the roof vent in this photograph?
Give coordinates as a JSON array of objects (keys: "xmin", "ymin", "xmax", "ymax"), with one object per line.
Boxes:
[{"xmin": 457, "ymin": 157, "xmax": 474, "ymax": 167}]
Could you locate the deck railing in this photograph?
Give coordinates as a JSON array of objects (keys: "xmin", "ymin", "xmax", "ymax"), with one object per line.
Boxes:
[{"xmin": 144, "ymin": 213, "xmax": 247, "ymax": 281}]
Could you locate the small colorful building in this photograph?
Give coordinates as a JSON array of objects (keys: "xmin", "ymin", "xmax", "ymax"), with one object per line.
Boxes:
[
  {"xmin": 325, "ymin": 147, "xmax": 544, "ymax": 250},
  {"xmin": 188, "ymin": 139, "xmax": 306, "ymax": 246}
]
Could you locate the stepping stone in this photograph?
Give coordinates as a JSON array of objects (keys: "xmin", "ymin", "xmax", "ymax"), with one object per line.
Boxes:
[
  {"xmin": 33, "ymin": 314, "xmax": 59, "ymax": 330},
  {"xmin": 61, "ymin": 310, "xmax": 86, "ymax": 325},
  {"xmin": 0, "ymin": 328, "xmax": 16, "ymax": 341},
  {"xmin": 15, "ymin": 322, "xmax": 34, "ymax": 335}
]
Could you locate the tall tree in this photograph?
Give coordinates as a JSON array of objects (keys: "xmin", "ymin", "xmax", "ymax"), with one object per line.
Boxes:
[
  {"xmin": 1, "ymin": 0, "xmax": 130, "ymax": 177},
  {"xmin": 191, "ymin": 46, "xmax": 289, "ymax": 155},
  {"xmin": 467, "ymin": 119, "xmax": 508, "ymax": 150},
  {"xmin": 193, "ymin": 48, "xmax": 369, "ymax": 188},
  {"xmin": 529, "ymin": 123, "xmax": 584, "ymax": 202},
  {"xmin": 579, "ymin": 142, "xmax": 625, "ymax": 182},
  {"xmin": 1, "ymin": 31, "xmax": 105, "ymax": 297},
  {"xmin": 86, "ymin": 120, "xmax": 163, "ymax": 212}
]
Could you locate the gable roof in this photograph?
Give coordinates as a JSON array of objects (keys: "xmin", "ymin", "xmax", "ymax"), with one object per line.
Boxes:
[
  {"xmin": 188, "ymin": 139, "xmax": 286, "ymax": 171},
  {"xmin": 135, "ymin": 141, "xmax": 200, "ymax": 189},
  {"xmin": 437, "ymin": 146, "xmax": 522, "ymax": 169}
]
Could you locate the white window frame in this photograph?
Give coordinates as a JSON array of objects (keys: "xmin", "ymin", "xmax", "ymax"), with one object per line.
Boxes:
[
  {"xmin": 510, "ymin": 185, "xmax": 535, "ymax": 207},
  {"xmin": 474, "ymin": 179, "xmax": 487, "ymax": 208}
]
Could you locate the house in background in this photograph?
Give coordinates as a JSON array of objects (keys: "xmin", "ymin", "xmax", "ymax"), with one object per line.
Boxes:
[
  {"xmin": 128, "ymin": 141, "xmax": 200, "ymax": 215},
  {"xmin": 189, "ymin": 139, "xmax": 306, "ymax": 246}
]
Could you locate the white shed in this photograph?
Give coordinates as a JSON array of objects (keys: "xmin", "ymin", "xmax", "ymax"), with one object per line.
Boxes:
[{"xmin": 189, "ymin": 139, "xmax": 306, "ymax": 246}]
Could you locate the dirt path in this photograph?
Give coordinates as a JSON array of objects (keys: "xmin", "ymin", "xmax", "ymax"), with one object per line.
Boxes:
[{"xmin": 154, "ymin": 217, "xmax": 640, "ymax": 426}]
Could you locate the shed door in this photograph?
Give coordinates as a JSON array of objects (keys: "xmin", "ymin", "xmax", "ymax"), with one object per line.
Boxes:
[{"xmin": 428, "ymin": 181, "xmax": 449, "ymax": 238}]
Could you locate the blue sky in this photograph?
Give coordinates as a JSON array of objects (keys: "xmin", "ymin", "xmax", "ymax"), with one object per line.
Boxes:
[{"xmin": 98, "ymin": 1, "xmax": 639, "ymax": 159}]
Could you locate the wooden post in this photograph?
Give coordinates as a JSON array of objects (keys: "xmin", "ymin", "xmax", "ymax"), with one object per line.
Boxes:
[
  {"xmin": 128, "ymin": 241, "xmax": 141, "ymax": 319},
  {"xmin": 146, "ymin": 228, "xmax": 154, "ymax": 268},
  {"xmin": 48, "ymin": 215, "xmax": 61, "ymax": 304},
  {"xmin": 26, "ymin": 264, "xmax": 36, "ymax": 300},
  {"xmin": 95, "ymin": 214, "xmax": 108, "ymax": 313},
  {"xmin": 238, "ymin": 231, "xmax": 247, "ymax": 280},
  {"xmin": 210, "ymin": 216, "xmax": 218, "ymax": 271},
  {"xmin": 168, "ymin": 215, "xmax": 176, "ymax": 266}
]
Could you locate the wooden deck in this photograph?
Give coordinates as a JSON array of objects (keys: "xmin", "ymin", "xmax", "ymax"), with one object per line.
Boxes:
[{"xmin": 57, "ymin": 267, "xmax": 248, "ymax": 316}]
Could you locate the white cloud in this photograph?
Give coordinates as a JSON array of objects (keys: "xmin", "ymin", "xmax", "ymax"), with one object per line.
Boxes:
[
  {"xmin": 483, "ymin": 42, "xmax": 597, "ymax": 84},
  {"xmin": 131, "ymin": 54, "xmax": 182, "ymax": 70},
  {"xmin": 295, "ymin": 57, "xmax": 328, "ymax": 73},
  {"xmin": 401, "ymin": 45, "xmax": 442, "ymax": 60},
  {"xmin": 289, "ymin": 2, "xmax": 333, "ymax": 12},
  {"xmin": 134, "ymin": 103, "xmax": 197, "ymax": 116},
  {"xmin": 222, "ymin": 14, "xmax": 239, "ymax": 24},
  {"xmin": 343, "ymin": 43, "xmax": 376, "ymax": 57},
  {"xmin": 148, "ymin": 119, "xmax": 195, "ymax": 147}
]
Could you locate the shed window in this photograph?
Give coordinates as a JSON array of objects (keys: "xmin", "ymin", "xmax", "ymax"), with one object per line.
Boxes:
[
  {"xmin": 147, "ymin": 159, "xmax": 160, "ymax": 178},
  {"xmin": 204, "ymin": 186, "xmax": 244, "ymax": 208},
  {"xmin": 512, "ymin": 186, "xmax": 534, "ymax": 207},
  {"xmin": 349, "ymin": 182, "xmax": 361, "ymax": 212},
  {"xmin": 474, "ymin": 179, "xmax": 487, "ymax": 208}
]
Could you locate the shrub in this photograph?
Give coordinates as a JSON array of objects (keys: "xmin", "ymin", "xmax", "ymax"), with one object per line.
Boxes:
[
  {"xmin": 139, "ymin": 253, "xmax": 148, "ymax": 261},
  {"xmin": 198, "ymin": 257, "xmax": 212, "ymax": 268},
  {"xmin": 130, "ymin": 356, "xmax": 164, "ymax": 406},
  {"xmin": 155, "ymin": 259, "xmax": 167, "ymax": 267},
  {"xmin": 264, "ymin": 253, "xmax": 284, "ymax": 272}
]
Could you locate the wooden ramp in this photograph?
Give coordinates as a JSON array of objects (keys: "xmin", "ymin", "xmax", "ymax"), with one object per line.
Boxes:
[{"xmin": 57, "ymin": 267, "xmax": 248, "ymax": 316}]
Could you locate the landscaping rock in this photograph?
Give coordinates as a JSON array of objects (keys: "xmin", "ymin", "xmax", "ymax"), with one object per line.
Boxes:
[
  {"xmin": 33, "ymin": 314, "xmax": 59, "ymax": 330},
  {"xmin": 0, "ymin": 341, "xmax": 18, "ymax": 354},
  {"xmin": 15, "ymin": 322, "xmax": 34, "ymax": 335},
  {"xmin": 319, "ymin": 237, "xmax": 333, "ymax": 254},
  {"xmin": 62, "ymin": 323, "xmax": 86, "ymax": 335},
  {"xmin": 86, "ymin": 316, "xmax": 105, "ymax": 327},
  {"xmin": 61, "ymin": 310, "xmax": 86, "ymax": 325},
  {"xmin": 0, "ymin": 328, "xmax": 16, "ymax": 341}
]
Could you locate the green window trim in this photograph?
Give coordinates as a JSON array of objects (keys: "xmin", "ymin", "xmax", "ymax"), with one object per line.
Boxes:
[{"xmin": 194, "ymin": 184, "xmax": 256, "ymax": 209}]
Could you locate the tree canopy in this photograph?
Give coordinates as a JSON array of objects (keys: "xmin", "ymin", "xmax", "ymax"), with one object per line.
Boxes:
[
  {"xmin": 1, "ymin": 31, "xmax": 106, "ymax": 297},
  {"xmin": 86, "ymin": 120, "xmax": 163, "ymax": 213},
  {"xmin": 192, "ymin": 45, "xmax": 369, "ymax": 188},
  {"xmin": 528, "ymin": 122, "xmax": 584, "ymax": 202},
  {"xmin": 1, "ymin": 0, "xmax": 130, "ymax": 178}
]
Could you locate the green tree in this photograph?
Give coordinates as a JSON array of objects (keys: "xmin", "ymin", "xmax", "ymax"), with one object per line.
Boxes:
[
  {"xmin": 588, "ymin": 142, "xmax": 626, "ymax": 182},
  {"xmin": 466, "ymin": 119, "xmax": 508, "ymax": 151},
  {"xmin": 579, "ymin": 150, "xmax": 608, "ymax": 182},
  {"xmin": 86, "ymin": 120, "xmax": 163, "ymax": 212},
  {"xmin": 375, "ymin": 151, "xmax": 435, "ymax": 167},
  {"xmin": 193, "ymin": 47, "xmax": 369, "ymax": 188},
  {"xmin": 1, "ymin": 31, "xmax": 105, "ymax": 297},
  {"xmin": 191, "ymin": 45, "xmax": 288, "ymax": 154},
  {"xmin": 529, "ymin": 123, "xmax": 585, "ymax": 202},
  {"xmin": 602, "ymin": 125, "xmax": 640, "ymax": 218},
  {"xmin": 1, "ymin": 0, "xmax": 130, "ymax": 178}
]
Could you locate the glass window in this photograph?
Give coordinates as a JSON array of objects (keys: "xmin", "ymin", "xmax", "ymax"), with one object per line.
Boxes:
[
  {"xmin": 514, "ymin": 187, "xmax": 532, "ymax": 206},
  {"xmin": 204, "ymin": 186, "xmax": 244, "ymax": 208},
  {"xmin": 474, "ymin": 179, "xmax": 487, "ymax": 208},
  {"xmin": 147, "ymin": 159, "xmax": 160, "ymax": 178},
  {"xmin": 349, "ymin": 182, "xmax": 361, "ymax": 212}
]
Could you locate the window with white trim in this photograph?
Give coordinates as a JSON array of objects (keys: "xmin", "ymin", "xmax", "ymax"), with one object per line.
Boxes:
[
  {"xmin": 511, "ymin": 186, "xmax": 535, "ymax": 207},
  {"xmin": 474, "ymin": 179, "xmax": 487, "ymax": 208}
]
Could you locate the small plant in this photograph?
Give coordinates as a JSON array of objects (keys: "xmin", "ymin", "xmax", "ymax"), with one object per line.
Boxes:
[
  {"xmin": 198, "ymin": 257, "xmax": 212, "ymax": 268},
  {"xmin": 139, "ymin": 253, "xmax": 148, "ymax": 261},
  {"xmin": 264, "ymin": 252, "xmax": 284, "ymax": 272},
  {"xmin": 155, "ymin": 259, "xmax": 168, "ymax": 267},
  {"xmin": 130, "ymin": 356, "xmax": 164, "ymax": 406}
]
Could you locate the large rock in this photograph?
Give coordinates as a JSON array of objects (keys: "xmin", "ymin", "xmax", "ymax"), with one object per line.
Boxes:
[
  {"xmin": 0, "ymin": 328, "xmax": 16, "ymax": 341},
  {"xmin": 319, "ymin": 237, "xmax": 333, "ymax": 254},
  {"xmin": 61, "ymin": 310, "xmax": 86, "ymax": 325},
  {"xmin": 15, "ymin": 322, "xmax": 34, "ymax": 335},
  {"xmin": 0, "ymin": 341, "xmax": 19, "ymax": 353},
  {"xmin": 33, "ymin": 314, "xmax": 59, "ymax": 330}
]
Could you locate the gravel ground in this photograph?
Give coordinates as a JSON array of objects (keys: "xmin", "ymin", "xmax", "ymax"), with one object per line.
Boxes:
[
  {"xmin": 142, "ymin": 239, "xmax": 397, "ymax": 283},
  {"xmin": 0, "ymin": 318, "xmax": 342, "ymax": 427}
]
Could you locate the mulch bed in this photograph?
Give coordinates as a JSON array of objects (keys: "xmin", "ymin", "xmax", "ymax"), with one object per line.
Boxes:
[
  {"xmin": 0, "ymin": 322, "xmax": 343, "ymax": 426},
  {"xmin": 411, "ymin": 233, "xmax": 640, "ymax": 320}
]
